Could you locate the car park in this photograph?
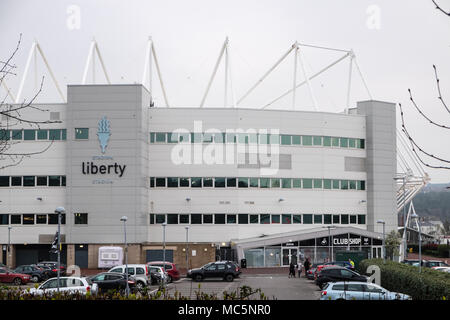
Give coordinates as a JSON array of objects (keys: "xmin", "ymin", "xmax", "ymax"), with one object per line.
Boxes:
[
  {"xmin": 14, "ymin": 265, "xmax": 48, "ymax": 283},
  {"xmin": 27, "ymin": 277, "xmax": 97, "ymax": 296},
  {"xmin": 187, "ymin": 261, "xmax": 241, "ymax": 282},
  {"xmin": 88, "ymin": 272, "xmax": 136, "ymax": 293},
  {"xmin": 107, "ymin": 264, "xmax": 150, "ymax": 290},
  {"xmin": 315, "ymin": 267, "xmax": 368, "ymax": 289},
  {"xmin": 0, "ymin": 267, "xmax": 31, "ymax": 285},
  {"xmin": 147, "ymin": 261, "xmax": 180, "ymax": 282},
  {"xmin": 320, "ymin": 281, "xmax": 411, "ymax": 300}
]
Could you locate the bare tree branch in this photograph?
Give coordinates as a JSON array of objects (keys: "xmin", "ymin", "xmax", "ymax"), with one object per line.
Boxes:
[{"xmin": 432, "ymin": 0, "xmax": 450, "ymax": 16}]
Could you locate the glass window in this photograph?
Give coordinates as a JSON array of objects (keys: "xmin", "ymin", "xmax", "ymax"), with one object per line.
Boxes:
[
  {"xmin": 0, "ymin": 214, "xmax": 9, "ymax": 225},
  {"xmin": 270, "ymin": 134, "xmax": 279, "ymax": 144},
  {"xmin": 191, "ymin": 214, "xmax": 202, "ymax": 224},
  {"xmin": 292, "ymin": 135, "xmax": 301, "ymax": 145},
  {"xmin": 227, "ymin": 214, "xmax": 236, "ymax": 224},
  {"xmin": 11, "ymin": 214, "xmax": 21, "ymax": 224},
  {"xmin": 215, "ymin": 177, "xmax": 225, "ymax": 188},
  {"xmin": 191, "ymin": 177, "xmax": 201, "ymax": 188},
  {"xmin": 203, "ymin": 214, "xmax": 213, "ymax": 224},
  {"xmin": 214, "ymin": 214, "xmax": 225, "ymax": 224},
  {"xmin": 23, "ymin": 130, "xmax": 36, "ymax": 140},
  {"xmin": 37, "ymin": 176, "xmax": 47, "ymax": 186},
  {"xmin": 155, "ymin": 214, "xmax": 166, "ymax": 224},
  {"xmin": 179, "ymin": 132, "xmax": 190, "ymax": 143},
  {"xmin": 0, "ymin": 129, "xmax": 10, "ymax": 140},
  {"xmin": 260, "ymin": 178, "xmax": 269, "ymax": 188},
  {"xmin": 324, "ymin": 214, "xmax": 332, "ymax": 224},
  {"xmin": 0, "ymin": 176, "xmax": 9, "ymax": 187},
  {"xmin": 203, "ymin": 177, "xmax": 213, "ymax": 187},
  {"xmin": 179, "ymin": 178, "xmax": 189, "ymax": 187},
  {"xmin": 49, "ymin": 176, "xmax": 61, "ymax": 186},
  {"xmin": 358, "ymin": 215, "xmax": 366, "ymax": 225},
  {"xmin": 333, "ymin": 215, "xmax": 340, "ymax": 224},
  {"xmin": 238, "ymin": 214, "xmax": 248, "ymax": 224},
  {"xmin": 167, "ymin": 132, "xmax": 178, "ymax": 143},
  {"xmin": 313, "ymin": 136, "xmax": 322, "ymax": 146},
  {"xmin": 349, "ymin": 180, "xmax": 357, "ymax": 190},
  {"xmin": 11, "ymin": 176, "xmax": 22, "ymax": 186},
  {"xmin": 74, "ymin": 213, "xmax": 88, "ymax": 225},
  {"xmin": 61, "ymin": 176, "xmax": 66, "ymax": 186},
  {"xmin": 226, "ymin": 178, "xmax": 236, "ymax": 188},
  {"xmin": 281, "ymin": 135, "xmax": 291, "ymax": 145},
  {"xmin": 332, "ymin": 180, "xmax": 340, "ymax": 189},
  {"xmin": 323, "ymin": 179, "xmax": 332, "ymax": 189},
  {"xmin": 282, "ymin": 178, "xmax": 291, "ymax": 189},
  {"xmin": 350, "ymin": 215, "xmax": 357, "ymax": 224},
  {"xmin": 303, "ymin": 214, "xmax": 313, "ymax": 224},
  {"xmin": 36, "ymin": 214, "xmax": 47, "ymax": 224},
  {"xmin": 313, "ymin": 179, "xmax": 322, "ymax": 189},
  {"xmin": 155, "ymin": 132, "xmax": 166, "ymax": 143},
  {"xmin": 271, "ymin": 214, "xmax": 280, "ymax": 224},
  {"xmin": 48, "ymin": 214, "xmax": 66, "ymax": 225},
  {"xmin": 302, "ymin": 135, "xmax": 312, "ymax": 146},
  {"xmin": 167, "ymin": 214, "xmax": 178, "ymax": 224},
  {"xmin": 358, "ymin": 139, "xmax": 365, "ymax": 149},
  {"xmin": 203, "ymin": 133, "xmax": 213, "ymax": 143},
  {"xmin": 293, "ymin": 179, "xmax": 301, "ymax": 188},
  {"xmin": 61, "ymin": 129, "xmax": 67, "ymax": 140},
  {"xmin": 12, "ymin": 130, "xmax": 22, "ymax": 140},
  {"xmin": 149, "ymin": 214, "xmax": 155, "ymax": 224},
  {"xmin": 260, "ymin": 214, "xmax": 270, "ymax": 224},
  {"xmin": 23, "ymin": 214, "xmax": 34, "ymax": 225},
  {"xmin": 238, "ymin": 178, "xmax": 248, "ymax": 188},
  {"xmin": 180, "ymin": 214, "xmax": 189, "ymax": 224},
  {"xmin": 271, "ymin": 178, "xmax": 280, "ymax": 188},
  {"xmin": 357, "ymin": 181, "xmax": 366, "ymax": 190},
  {"xmin": 258, "ymin": 134, "xmax": 269, "ymax": 144},
  {"xmin": 250, "ymin": 215, "xmax": 259, "ymax": 224},
  {"xmin": 36, "ymin": 129, "xmax": 48, "ymax": 140},
  {"xmin": 314, "ymin": 214, "xmax": 323, "ymax": 224},
  {"xmin": 341, "ymin": 214, "xmax": 349, "ymax": 224},
  {"xmin": 348, "ymin": 138, "xmax": 356, "ymax": 148},
  {"xmin": 237, "ymin": 133, "xmax": 247, "ymax": 144},
  {"xmin": 150, "ymin": 132, "xmax": 155, "ymax": 143},
  {"xmin": 282, "ymin": 214, "xmax": 291, "ymax": 224},
  {"xmin": 293, "ymin": 215, "xmax": 302, "ymax": 224},
  {"xmin": 226, "ymin": 133, "xmax": 236, "ymax": 144},
  {"xmin": 74, "ymin": 128, "xmax": 88, "ymax": 140},
  {"xmin": 155, "ymin": 178, "xmax": 166, "ymax": 187},
  {"xmin": 23, "ymin": 176, "xmax": 35, "ymax": 187},
  {"xmin": 323, "ymin": 136, "xmax": 331, "ymax": 147},
  {"xmin": 340, "ymin": 138, "xmax": 349, "ymax": 148},
  {"xmin": 167, "ymin": 177, "xmax": 178, "ymax": 188},
  {"xmin": 331, "ymin": 137, "xmax": 339, "ymax": 147},
  {"xmin": 303, "ymin": 179, "xmax": 312, "ymax": 189},
  {"xmin": 249, "ymin": 178, "xmax": 259, "ymax": 188},
  {"xmin": 340, "ymin": 180, "xmax": 349, "ymax": 190}
]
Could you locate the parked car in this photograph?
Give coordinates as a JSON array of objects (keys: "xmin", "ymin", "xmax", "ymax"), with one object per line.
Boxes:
[
  {"xmin": 187, "ymin": 261, "xmax": 241, "ymax": 282},
  {"xmin": 147, "ymin": 261, "xmax": 180, "ymax": 283},
  {"xmin": 306, "ymin": 263, "xmax": 320, "ymax": 280},
  {"xmin": 27, "ymin": 277, "xmax": 97, "ymax": 296},
  {"xmin": 316, "ymin": 267, "xmax": 368, "ymax": 289},
  {"xmin": 424, "ymin": 260, "xmax": 449, "ymax": 268},
  {"xmin": 14, "ymin": 265, "xmax": 48, "ymax": 283},
  {"xmin": 432, "ymin": 266, "xmax": 450, "ymax": 272},
  {"xmin": 0, "ymin": 267, "xmax": 31, "ymax": 285},
  {"xmin": 320, "ymin": 281, "xmax": 411, "ymax": 300},
  {"xmin": 36, "ymin": 261, "xmax": 66, "ymax": 277},
  {"xmin": 88, "ymin": 272, "xmax": 136, "ymax": 293},
  {"xmin": 147, "ymin": 265, "xmax": 168, "ymax": 284},
  {"xmin": 107, "ymin": 264, "xmax": 150, "ymax": 290},
  {"xmin": 314, "ymin": 264, "xmax": 339, "ymax": 280},
  {"xmin": 324, "ymin": 261, "xmax": 354, "ymax": 270}
]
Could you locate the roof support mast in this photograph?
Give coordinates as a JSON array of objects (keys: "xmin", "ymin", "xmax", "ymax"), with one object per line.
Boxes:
[{"xmin": 82, "ymin": 38, "xmax": 111, "ymax": 85}]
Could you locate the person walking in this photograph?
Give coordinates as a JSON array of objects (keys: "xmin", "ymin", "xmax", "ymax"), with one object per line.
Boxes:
[
  {"xmin": 297, "ymin": 260, "xmax": 303, "ymax": 278},
  {"xmin": 289, "ymin": 262, "xmax": 295, "ymax": 278},
  {"xmin": 304, "ymin": 258, "xmax": 311, "ymax": 277},
  {"xmin": 348, "ymin": 258, "xmax": 355, "ymax": 270}
]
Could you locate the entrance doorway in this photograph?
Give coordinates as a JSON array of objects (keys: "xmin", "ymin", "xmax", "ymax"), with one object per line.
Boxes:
[
  {"xmin": 282, "ymin": 248, "xmax": 298, "ymax": 266},
  {"xmin": 372, "ymin": 246, "xmax": 383, "ymax": 259}
]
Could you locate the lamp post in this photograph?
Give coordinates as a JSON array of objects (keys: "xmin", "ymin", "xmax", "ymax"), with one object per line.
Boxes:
[
  {"xmin": 120, "ymin": 216, "xmax": 129, "ymax": 297},
  {"xmin": 322, "ymin": 226, "xmax": 335, "ymax": 262},
  {"xmin": 162, "ymin": 222, "xmax": 167, "ymax": 286},
  {"xmin": 411, "ymin": 213, "xmax": 422, "ymax": 273},
  {"xmin": 7, "ymin": 226, "xmax": 11, "ymax": 268},
  {"xmin": 185, "ymin": 226, "xmax": 190, "ymax": 273},
  {"xmin": 54, "ymin": 206, "xmax": 65, "ymax": 293},
  {"xmin": 377, "ymin": 220, "xmax": 386, "ymax": 262}
]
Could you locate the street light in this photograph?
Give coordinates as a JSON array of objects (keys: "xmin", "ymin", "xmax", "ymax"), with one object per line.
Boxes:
[
  {"xmin": 377, "ymin": 220, "xmax": 386, "ymax": 263},
  {"xmin": 411, "ymin": 213, "xmax": 422, "ymax": 273},
  {"xmin": 185, "ymin": 226, "xmax": 190, "ymax": 274},
  {"xmin": 120, "ymin": 216, "xmax": 129, "ymax": 297},
  {"xmin": 322, "ymin": 226, "xmax": 336, "ymax": 262},
  {"xmin": 162, "ymin": 222, "xmax": 167, "ymax": 286},
  {"xmin": 7, "ymin": 226, "xmax": 12, "ymax": 268},
  {"xmin": 54, "ymin": 206, "xmax": 65, "ymax": 293}
]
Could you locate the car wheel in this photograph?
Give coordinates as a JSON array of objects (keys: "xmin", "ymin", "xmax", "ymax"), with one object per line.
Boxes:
[
  {"xmin": 13, "ymin": 278, "xmax": 22, "ymax": 286},
  {"xmin": 31, "ymin": 275, "xmax": 40, "ymax": 283},
  {"xmin": 168, "ymin": 275, "xmax": 173, "ymax": 283},
  {"xmin": 225, "ymin": 274, "xmax": 234, "ymax": 282},
  {"xmin": 136, "ymin": 281, "xmax": 145, "ymax": 290},
  {"xmin": 194, "ymin": 274, "xmax": 203, "ymax": 282}
]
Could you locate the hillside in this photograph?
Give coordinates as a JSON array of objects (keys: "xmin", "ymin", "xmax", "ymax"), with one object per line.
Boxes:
[{"xmin": 413, "ymin": 183, "xmax": 450, "ymax": 222}]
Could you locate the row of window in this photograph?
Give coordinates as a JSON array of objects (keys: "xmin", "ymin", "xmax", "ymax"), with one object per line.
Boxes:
[
  {"xmin": 150, "ymin": 132, "xmax": 365, "ymax": 149},
  {"xmin": 0, "ymin": 213, "xmax": 88, "ymax": 225},
  {"xmin": 0, "ymin": 129, "xmax": 67, "ymax": 141},
  {"xmin": 0, "ymin": 176, "xmax": 66, "ymax": 187},
  {"xmin": 150, "ymin": 177, "xmax": 366, "ymax": 190},
  {"xmin": 149, "ymin": 213, "xmax": 366, "ymax": 225}
]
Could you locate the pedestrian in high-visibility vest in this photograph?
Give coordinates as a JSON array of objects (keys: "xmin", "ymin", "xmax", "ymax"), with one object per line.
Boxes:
[{"xmin": 349, "ymin": 259, "xmax": 355, "ymax": 269}]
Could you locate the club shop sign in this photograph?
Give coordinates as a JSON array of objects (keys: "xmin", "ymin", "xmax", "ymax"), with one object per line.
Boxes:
[{"xmin": 81, "ymin": 116, "xmax": 127, "ymax": 184}]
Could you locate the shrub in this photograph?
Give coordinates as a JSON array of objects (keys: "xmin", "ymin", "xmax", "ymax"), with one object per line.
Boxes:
[{"xmin": 358, "ymin": 259, "xmax": 450, "ymax": 300}]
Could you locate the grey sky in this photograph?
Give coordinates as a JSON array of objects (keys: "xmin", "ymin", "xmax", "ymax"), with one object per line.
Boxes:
[{"xmin": 0, "ymin": 0, "xmax": 449, "ymax": 182}]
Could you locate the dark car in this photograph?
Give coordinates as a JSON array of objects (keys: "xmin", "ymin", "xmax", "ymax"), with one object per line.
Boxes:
[
  {"xmin": 88, "ymin": 272, "xmax": 136, "ymax": 293},
  {"xmin": 147, "ymin": 261, "xmax": 180, "ymax": 283},
  {"xmin": 315, "ymin": 267, "xmax": 368, "ymax": 289},
  {"xmin": 306, "ymin": 263, "xmax": 320, "ymax": 280},
  {"xmin": 36, "ymin": 261, "xmax": 66, "ymax": 277},
  {"xmin": 187, "ymin": 261, "xmax": 241, "ymax": 282},
  {"xmin": 324, "ymin": 261, "xmax": 354, "ymax": 270},
  {"xmin": 14, "ymin": 265, "xmax": 48, "ymax": 283}
]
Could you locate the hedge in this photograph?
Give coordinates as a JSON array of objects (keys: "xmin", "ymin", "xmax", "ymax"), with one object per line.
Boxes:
[{"xmin": 358, "ymin": 259, "xmax": 450, "ymax": 300}]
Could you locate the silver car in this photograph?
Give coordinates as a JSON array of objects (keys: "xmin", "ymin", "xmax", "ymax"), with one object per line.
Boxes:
[
  {"xmin": 320, "ymin": 281, "xmax": 411, "ymax": 300},
  {"xmin": 108, "ymin": 264, "xmax": 150, "ymax": 290},
  {"xmin": 26, "ymin": 277, "xmax": 98, "ymax": 296}
]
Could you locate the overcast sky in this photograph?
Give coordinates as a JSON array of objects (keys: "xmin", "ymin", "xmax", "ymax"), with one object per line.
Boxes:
[{"xmin": 0, "ymin": 0, "xmax": 449, "ymax": 183}]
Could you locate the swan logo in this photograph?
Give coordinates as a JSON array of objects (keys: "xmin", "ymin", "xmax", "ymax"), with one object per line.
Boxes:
[{"xmin": 97, "ymin": 116, "xmax": 111, "ymax": 154}]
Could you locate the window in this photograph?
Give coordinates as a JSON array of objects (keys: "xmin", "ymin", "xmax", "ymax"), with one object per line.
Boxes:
[
  {"xmin": 191, "ymin": 177, "xmax": 201, "ymax": 188},
  {"xmin": 358, "ymin": 139, "xmax": 365, "ymax": 149},
  {"xmin": 49, "ymin": 176, "xmax": 61, "ymax": 186},
  {"xmin": 226, "ymin": 178, "xmax": 236, "ymax": 188},
  {"xmin": 12, "ymin": 130, "xmax": 22, "ymax": 140},
  {"xmin": 23, "ymin": 214, "xmax": 35, "ymax": 225},
  {"xmin": 302, "ymin": 135, "xmax": 312, "ymax": 146},
  {"xmin": 340, "ymin": 138, "xmax": 349, "ymax": 148},
  {"xmin": 11, "ymin": 214, "xmax": 21, "ymax": 224},
  {"xmin": 37, "ymin": 176, "xmax": 47, "ymax": 186},
  {"xmin": 271, "ymin": 178, "xmax": 280, "ymax": 188},
  {"xmin": 249, "ymin": 178, "xmax": 259, "ymax": 188},
  {"xmin": 215, "ymin": 177, "xmax": 225, "ymax": 188},
  {"xmin": 167, "ymin": 177, "xmax": 178, "ymax": 188},
  {"xmin": 313, "ymin": 136, "xmax": 322, "ymax": 146},
  {"xmin": 331, "ymin": 137, "xmax": 339, "ymax": 147},
  {"xmin": 23, "ymin": 130, "xmax": 36, "ymax": 140},
  {"xmin": 292, "ymin": 135, "xmax": 301, "ymax": 145},
  {"xmin": 191, "ymin": 214, "xmax": 202, "ymax": 224},
  {"xmin": 227, "ymin": 214, "xmax": 236, "ymax": 224},
  {"xmin": 271, "ymin": 214, "xmax": 280, "ymax": 224},
  {"xmin": 349, "ymin": 180, "xmax": 357, "ymax": 190},
  {"xmin": 0, "ymin": 176, "xmax": 9, "ymax": 187},
  {"xmin": 179, "ymin": 178, "xmax": 189, "ymax": 187},
  {"xmin": 150, "ymin": 132, "xmax": 155, "ymax": 143},
  {"xmin": 203, "ymin": 177, "xmax": 213, "ymax": 187},
  {"xmin": 333, "ymin": 215, "xmax": 340, "ymax": 224},
  {"xmin": 179, "ymin": 214, "xmax": 189, "ymax": 224},
  {"xmin": 332, "ymin": 180, "xmax": 340, "ymax": 189},
  {"xmin": 36, "ymin": 214, "xmax": 47, "ymax": 224},
  {"xmin": 155, "ymin": 132, "xmax": 166, "ymax": 143},
  {"xmin": 293, "ymin": 215, "xmax": 302, "ymax": 224},
  {"xmin": 281, "ymin": 135, "xmax": 291, "ymax": 145},
  {"xmin": 260, "ymin": 214, "xmax": 270, "ymax": 224},
  {"xmin": 303, "ymin": 214, "xmax": 313, "ymax": 224},
  {"xmin": 340, "ymin": 180, "xmax": 349, "ymax": 190},
  {"xmin": 203, "ymin": 214, "xmax": 213, "ymax": 224},
  {"xmin": 358, "ymin": 215, "xmax": 366, "ymax": 225},
  {"xmin": 156, "ymin": 178, "xmax": 166, "ymax": 187},
  {"xmin": 238, "ymin": 178, "xmax": 249, "ymax": 188},
  {"xmin": 179, "ymin": 132, "xmax": 190, "ymax": 143},
  {"xmin": 314, "ymin": 214, "xmax": 323, "ymax": 224},
  {"xmin": 11, "ymin": 176, "xmax": 22, "ymax": 186},
  {"xmin": 0, "ymin": 214, "xmax": 9, "ymax": 225},
  {"xmin": 155, "ymin": 214, "xmax": 166, "ymax": 224},
  {"xmin": 23, "ymin": 176, "xmax": 35, "ymax": 187},
  {"xmin": 350, "ymin": 215, "xmax": 357, "ymax": 224},
  {"xmin": 214, "ymin": 132, "xmax": 225, "ymax": 143},
  {"xmin": 258, "ymin": 134, "xmax": 269, "ymax": 144},
  {"xmin": 282, "ymin": 214, "xmax": 292, "ymax": 224},
  {"xmin": 149, "ymin": 214, "xmax": 155, "ymax": 224},
  {"xmin": 237, "ymin": 133, "xmax": 247, "ymax": 144},
  {"xmin": 238, "ymin": 214, "xmax": 248, "ymax": 224},
  {"xmin": 348, "ymin": 138, "xmax": 356, "ymax": 148},
  {"xmin": 341, "ymin": 214, "xmax": 349, "ymax": 224},
  {"xmin": 48, "ymin": 214, "xmax": 66, "ymax": 224},
  {"xmin": 248, "ymin": 133, "xmax": 258, "ymax": 144},
  {"xmin": 357, "ymin": 181, "xmax": 366, "ymax": 190},
  {"xmin": 75, "ymin": 128, "xmax": 88, "ymax": 140},
  {"xmin": 214, "ymin": 214, "xmax": 225, "ymax": 224},
  {"xmin": 282, "ymin": 178, "xmax": 291, "ymax": 189},
  {"xmin": 0, "ymin": 129, "xmax": 10, "ymax": 140},
  {"xmin": 61, "ymin": 176, "xmax": 66, "ymax": 186},
  {"xmin": 203, "ymin": 133, "xmax": 214, "ymax": 143},
  {"xmin": 62, "ymin": 129, "xmax": 67, "ymax": 140},
  {"xmin": 293, "ymin": 179, "xmax": 301, "ymax": 188},
  {"xmin": 303, "ymin": 179, "xmax": 312, "ymax": 189},
  {"xmin": 167, "ymin": 132, "xmax": 178, "ymax": 143},
  {"xmin": 323, "ymin": 136, "xmax": 331, "ymax": 147},
  {"xmin": 323, "ymin": 179, "xmax": 331, "ymax": 189},
  {"xmin": 260, "ymin": 178, "xmax": 269, "ymax": 188},
  {"xmin": 347, "ymin": 284, "xmax": 365, "ymax": 292},
  {"xmin": 73, "ymin": 213, "xmax": 88, "ymax": 225},
  {"xmin": 313, "ymin": 179, "xmax": 322, "ymax": 189},
  {"xmin": 250, "ymin": 215, "xmax": 259, "ymax": 224},
  {"xmin": 270, "ymin": 134, "xmax": 279, "ymax": 144},
  {"xmin": 324, "ymin": 214, "xmax": 332, "ymax": 224}
]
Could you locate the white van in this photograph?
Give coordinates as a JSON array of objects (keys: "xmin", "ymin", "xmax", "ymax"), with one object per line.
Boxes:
[{"xmin": 107, "ymin": 264, "xmax": 150, "ymax": 290}]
